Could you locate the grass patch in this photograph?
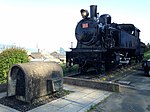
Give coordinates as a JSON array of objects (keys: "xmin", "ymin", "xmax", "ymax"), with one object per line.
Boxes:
[{"xmin": 86, "ymin": 104, "xmax": 97, "ymax": 112}]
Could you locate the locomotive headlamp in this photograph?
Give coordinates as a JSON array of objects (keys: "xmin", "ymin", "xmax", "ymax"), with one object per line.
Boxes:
[{"xmin": 80, "ymin": 9, "xmax": 89, "ymax": 18}]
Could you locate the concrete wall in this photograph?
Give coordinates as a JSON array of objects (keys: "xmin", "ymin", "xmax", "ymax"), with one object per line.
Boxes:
[
  {"xmin": 0, "ymin": 77, "xmax": 120, "ymax": 94},
  {"xmin": 64, "ymin": 77, "xmax": 119, "ymax": 92}
]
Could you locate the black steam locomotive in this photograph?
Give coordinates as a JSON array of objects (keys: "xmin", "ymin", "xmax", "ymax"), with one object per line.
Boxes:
[{"xmin": 66, "ymin": 5, "xmax": 145, "ymax": 74}]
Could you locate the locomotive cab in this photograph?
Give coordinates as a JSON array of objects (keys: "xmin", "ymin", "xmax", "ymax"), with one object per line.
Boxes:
[
  {"xmin": 119, "ymin": 24, "xmax": 140, "ymax": 38},
  {"xmin": 99, "ymin": 14, "xmax": 111, "ymax": 25}
]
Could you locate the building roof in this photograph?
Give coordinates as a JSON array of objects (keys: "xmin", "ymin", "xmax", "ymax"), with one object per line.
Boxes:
[{"xmin": 29, "ymin": 52, "xmax": 44, "ymax": 59}]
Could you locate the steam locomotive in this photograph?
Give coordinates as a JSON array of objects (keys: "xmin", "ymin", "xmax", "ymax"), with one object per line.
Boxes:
[{"xmin": 66, "ymin": 5, "xmax": 145, "ymax": 74}]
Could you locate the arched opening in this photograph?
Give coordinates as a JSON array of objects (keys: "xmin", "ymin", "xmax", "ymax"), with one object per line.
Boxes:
[{"xmin": 10, "ymin": 66, "xmax": 26, "ymax": 98}]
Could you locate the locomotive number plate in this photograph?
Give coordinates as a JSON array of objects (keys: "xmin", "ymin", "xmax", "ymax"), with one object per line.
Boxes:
[{"xmin": 82, "ymin": 23, "xmax": 88, "ymax": 28}]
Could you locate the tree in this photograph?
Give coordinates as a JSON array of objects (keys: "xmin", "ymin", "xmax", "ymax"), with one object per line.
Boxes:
[
  {"xmin": 146, "ymin": 43, "xmax": 150, "ymax": 51},
  {"xmin": 0, "ymin": 48, "xmax": 29, "ymax": 84}
]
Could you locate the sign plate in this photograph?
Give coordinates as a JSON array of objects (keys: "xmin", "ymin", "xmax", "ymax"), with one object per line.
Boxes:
[{"xmin": 82, "ymin": 23, "xmax": 88, "ymax": 28}]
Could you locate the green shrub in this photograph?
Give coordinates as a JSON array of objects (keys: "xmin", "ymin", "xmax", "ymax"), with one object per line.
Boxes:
[
  {"xmin": 60, "ymin": 63, "xmax": 78, "ymax": 75},
  {"xmin": 144, "ymin": 50, "xmax": 150, "ymax": 60},
  {"xmin": 0, "ymin": 48, "xmax": 29, "ymax": 84}
]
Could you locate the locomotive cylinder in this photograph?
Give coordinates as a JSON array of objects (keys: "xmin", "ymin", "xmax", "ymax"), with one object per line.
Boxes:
[{"xmin": 90, "ymin": 5, "xmax": 97, "ymax": 19}]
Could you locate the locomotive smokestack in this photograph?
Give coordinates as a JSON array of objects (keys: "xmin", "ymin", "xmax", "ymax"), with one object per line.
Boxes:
[{"xmin": 90, "ymin": 5, "xmax": 97, "ymax": 19}]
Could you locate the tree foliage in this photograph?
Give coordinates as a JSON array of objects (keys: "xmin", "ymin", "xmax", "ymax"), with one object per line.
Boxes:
[
  {"xmin": 144, "ymin": 50, "xmax": 150, "ymax": 60},
  {"xmin": 145, "ymin": 43, "xmax": 150, "ymax": 51},
  {"xmin": 0, "ymin": 48, "xmax": 29, "ymax": 84}
]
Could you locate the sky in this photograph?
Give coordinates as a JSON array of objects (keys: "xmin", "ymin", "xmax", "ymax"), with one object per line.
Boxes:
[{"xmin": 0, "ymin": 0, "xmax": 150, "ymax": 52}]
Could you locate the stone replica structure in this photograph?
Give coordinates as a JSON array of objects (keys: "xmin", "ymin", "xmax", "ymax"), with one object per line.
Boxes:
[{"xmin": 7, "ymin": 62, "xmax": 63, "ymax": 103}]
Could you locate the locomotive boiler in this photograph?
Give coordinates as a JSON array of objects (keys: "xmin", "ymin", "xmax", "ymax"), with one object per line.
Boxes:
[{"xmin": 66, "ymin": 5, "xmax": 145, "ymax": 74}]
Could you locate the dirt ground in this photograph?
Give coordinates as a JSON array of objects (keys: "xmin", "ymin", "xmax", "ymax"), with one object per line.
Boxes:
[{"xmin": 91, "ymin": 70, "xmax": 150, "ymax": 112}]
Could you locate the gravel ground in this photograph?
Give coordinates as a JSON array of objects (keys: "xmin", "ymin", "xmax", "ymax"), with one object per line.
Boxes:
[
  {"xmin": 71, "ymin": 63, "xmax": 141, "ymax": 82},
  {"xmin": 0, "ymin": 90, "xmax": 71, "ymax": 112}
]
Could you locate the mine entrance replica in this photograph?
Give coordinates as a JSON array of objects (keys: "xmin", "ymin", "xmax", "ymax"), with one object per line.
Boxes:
[{"xmin": 7, "ymin": 62, "xmax": 63, "ymax": 103}]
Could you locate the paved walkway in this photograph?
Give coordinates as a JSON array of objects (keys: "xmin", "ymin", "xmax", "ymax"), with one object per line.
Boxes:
[
  {"xmin": 90, "ymin": 71, "xmax": 150, "ymax": 112},
  {"xmin": 0, "ymin": 84, "xmax": 112, "ymax": 112}
]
